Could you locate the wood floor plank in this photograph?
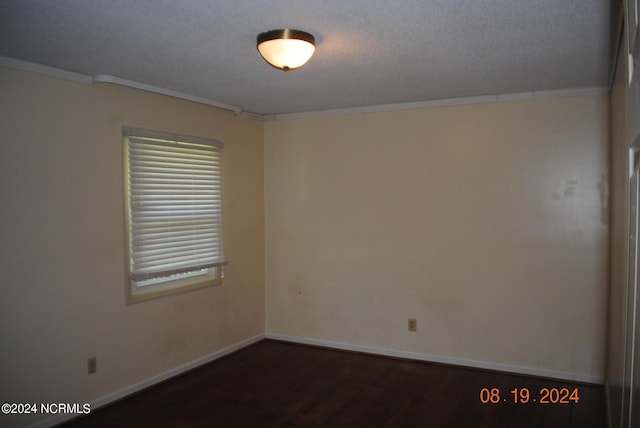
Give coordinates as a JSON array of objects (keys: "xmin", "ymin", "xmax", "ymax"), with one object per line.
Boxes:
[
  {"xmin": 380, "ymin": 364, "xmax": 449, "ymax": 427},
  {"xmin": 287, "ymin": 353, "xmax": 393, "ymax": 427},
  {"xmin": 61, "ymin": 340, "xmax": 605, "ymax": 428},
  {"xmin": 415, "ymin": 366, "xmax": 481, "ymax": 427}
]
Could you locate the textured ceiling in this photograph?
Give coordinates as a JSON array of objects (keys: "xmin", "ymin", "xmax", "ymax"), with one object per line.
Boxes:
[{"xmin": 0, "ymin": 0, "xmax": 611, "ymax": 116}]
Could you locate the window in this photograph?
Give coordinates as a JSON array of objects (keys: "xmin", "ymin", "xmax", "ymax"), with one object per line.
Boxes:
[{"xmin": 123, "ymin": 128, "xmax": 225, "ymax": 303}]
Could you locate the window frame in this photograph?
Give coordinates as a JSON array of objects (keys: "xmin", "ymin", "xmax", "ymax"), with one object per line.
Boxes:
[{"xmin": 122, "ymin": 127, "xmax": 226, "ymax": 304}]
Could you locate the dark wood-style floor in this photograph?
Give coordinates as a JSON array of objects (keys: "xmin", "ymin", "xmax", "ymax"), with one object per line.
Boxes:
[{"xmin": 62, "ymin": 340, "xmax": 604, "ymax": 428}]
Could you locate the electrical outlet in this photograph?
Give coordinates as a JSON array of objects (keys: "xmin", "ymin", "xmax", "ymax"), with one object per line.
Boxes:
[
  {"xmin": 408, "ymin": 318, "xmax": 417, "ymax": 332},
  {"xmin": 88, "ymin": 357, "xmax": 97, "ymax": 374}
]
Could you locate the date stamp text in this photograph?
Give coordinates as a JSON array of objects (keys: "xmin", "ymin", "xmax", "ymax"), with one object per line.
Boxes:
[{"xmin": 479, "ymin": 387, "xmax": 580, "ymax": 404}]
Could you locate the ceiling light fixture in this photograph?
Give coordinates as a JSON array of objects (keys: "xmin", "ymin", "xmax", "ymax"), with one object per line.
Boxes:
[{"xmin": 257, "ymin": 29, "xmax": 315, "ymax": 71}]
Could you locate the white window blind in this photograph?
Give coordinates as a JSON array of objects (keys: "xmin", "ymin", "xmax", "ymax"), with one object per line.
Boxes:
[{"xmin": 124, "ymin": 128, "xmax": 225, "ymax": 298}]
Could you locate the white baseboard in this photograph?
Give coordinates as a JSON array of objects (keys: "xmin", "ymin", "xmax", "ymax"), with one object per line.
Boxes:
[
  {"xmin": 31, "ymin": 334, "xmax": 265, "ymax": 428},
  {"xmin": 265, "ymin": 332, "xmax": 604, "ymax": 385}
]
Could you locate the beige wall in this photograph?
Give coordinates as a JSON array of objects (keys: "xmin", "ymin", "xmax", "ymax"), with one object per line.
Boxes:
[
  {"xmin": 0, "ymin": 63, "xmax": 611, "ymax": 426},
  {"xmin": 265, "ymin": 95, "xmax": 609, "ymax": 379},
  {"xmin": 0, "ymin": 66, "xmax": 264, "ymax": 427}
]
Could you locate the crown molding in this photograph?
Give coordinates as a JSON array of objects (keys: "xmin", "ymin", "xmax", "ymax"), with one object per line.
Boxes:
[
  {"xmin": 265, "ymin": 86, "xmax": 609, "ymax": 120},
  {"xmin": 0, "ymin": 55, "xmax": 245, "ymax": 115},
  {"xmin": 0, "ymin": 55, "xmax": 92, "ymax": 84},
  {"xmin": 92, "ymin": 74, "xmax": 242, "ymax": 112},
  {"xmin": 1, "ymin": 55, "xmax": 607, "ymax": 122}
]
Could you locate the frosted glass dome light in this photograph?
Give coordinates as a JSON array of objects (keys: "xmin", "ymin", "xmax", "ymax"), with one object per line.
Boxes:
[{"xmin": 257, "ymin": 29, "xmax": 315, "ymax": 71}]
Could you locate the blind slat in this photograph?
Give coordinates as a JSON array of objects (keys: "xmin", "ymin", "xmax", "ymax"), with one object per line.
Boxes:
[
  {"xmin": 136, "ymin": 236, "xmax": 219, "ymax": 251},
  {"xmin": 134, "ymin": 248, "xmax": 223, "ymax": 267},
  {"xmin": 130, "ymin": 148, "xmax": 221, "ymax": 163},
  {"xmin": 132, "ymin": 225, "xmax": 221, "ymax": 236},
  {"xmin": 126, "ymin": 130, "xmax": 223, "ymax": 149},
  {"xmin": 130, "ymin": 161, "xmax": 220, "ymax": 173},
  {"xmin": 133, "ymin": 255, "xmax": 224, "ymax": 273},
  {"xmin": 125, "ymin": 129, "xmax": 225, "ymax": 288}
]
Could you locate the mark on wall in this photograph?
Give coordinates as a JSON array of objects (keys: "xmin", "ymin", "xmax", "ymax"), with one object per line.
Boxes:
[
  {"xmin": 550, "ymin": 175, "xmax": 609, "ymax": 226},
  {"xmin": 552, "ymin": 179, "xmax": 578, "ymax": 200},
  {"xmin": 598, "ymin": 174, "xmax": 608, "ymax": 225}
]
